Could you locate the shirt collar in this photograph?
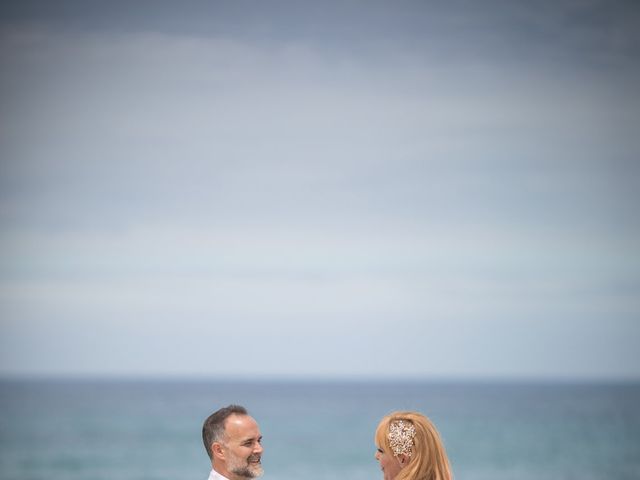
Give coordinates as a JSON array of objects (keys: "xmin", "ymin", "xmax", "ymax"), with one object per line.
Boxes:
[{"xmin": 208, "ymin": 469, "xmax": 231, "ymax": 480}]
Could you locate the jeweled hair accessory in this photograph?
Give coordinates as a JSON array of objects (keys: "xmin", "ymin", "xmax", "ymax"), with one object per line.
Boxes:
[{"xmin": 388, "ymin": 420, "xmax": 416, "ymax": 457}]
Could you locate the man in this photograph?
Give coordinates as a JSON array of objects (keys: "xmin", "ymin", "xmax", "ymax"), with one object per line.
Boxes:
[{"xmin": 202, "ymin": 405, "xmax": 264, "ymax": 480}]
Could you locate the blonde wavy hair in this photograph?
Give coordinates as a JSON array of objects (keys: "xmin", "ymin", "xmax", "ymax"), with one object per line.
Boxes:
[{"xmin": 375, "ymin": 411, "xmax": 452, "ymax": 480}]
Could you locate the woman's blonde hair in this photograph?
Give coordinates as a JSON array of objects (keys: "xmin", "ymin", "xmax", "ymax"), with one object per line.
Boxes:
[{"xmin": 375, "ymin": 411, "xmax": 452, "ymax": 480}]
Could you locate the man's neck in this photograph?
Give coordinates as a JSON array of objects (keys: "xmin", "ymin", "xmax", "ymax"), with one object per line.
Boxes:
[{"xmin": 212, "ymin": 465, "xmax": 238, "ymax": 480}]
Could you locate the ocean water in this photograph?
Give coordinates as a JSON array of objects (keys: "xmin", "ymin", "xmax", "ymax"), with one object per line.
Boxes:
[{"xmin": 0, "ymin": 379, "xmax": 639, "ymax": 480}]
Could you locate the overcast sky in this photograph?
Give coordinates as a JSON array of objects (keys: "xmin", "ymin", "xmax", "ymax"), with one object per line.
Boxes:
[{"xmin": 1, "ymin": 0, "xmax": 639, "ymax": 380}]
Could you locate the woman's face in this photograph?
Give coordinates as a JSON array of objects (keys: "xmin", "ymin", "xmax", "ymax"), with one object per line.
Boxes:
[{"xmin": 375, "ymin": 445, "xmax": 403, "ymax": 480}]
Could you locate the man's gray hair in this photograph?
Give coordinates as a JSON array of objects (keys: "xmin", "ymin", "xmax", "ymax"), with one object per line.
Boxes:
[{"xmin": 202, "ymin": 404, "xmax": 249, "ymax": 459}]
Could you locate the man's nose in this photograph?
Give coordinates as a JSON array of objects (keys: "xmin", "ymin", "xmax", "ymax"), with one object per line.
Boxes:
[{"xmin": 254, "ymin": 442, "xmax": 264, "ymax": 454}]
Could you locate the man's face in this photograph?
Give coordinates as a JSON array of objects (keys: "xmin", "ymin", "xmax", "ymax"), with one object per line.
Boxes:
[{"xmin": 220, "ymin": 414, "xmax": 264, "ymax": 479}]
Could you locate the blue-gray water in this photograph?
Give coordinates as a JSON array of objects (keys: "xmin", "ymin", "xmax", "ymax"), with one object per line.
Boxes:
[{"xmin": 0, "ymin": 379, "xmax": 639, "ymax": 480}]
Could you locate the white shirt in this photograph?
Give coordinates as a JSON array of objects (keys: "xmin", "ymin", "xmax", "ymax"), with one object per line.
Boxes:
[{"xmin": 207, "ymin": 469, "xmax": 231, "ymax": 480}]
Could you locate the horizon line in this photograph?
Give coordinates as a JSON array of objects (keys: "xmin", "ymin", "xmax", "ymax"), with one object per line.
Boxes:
[{"xmin": 1, "ymin": 372, "xmax": 639, "ymax": 385}]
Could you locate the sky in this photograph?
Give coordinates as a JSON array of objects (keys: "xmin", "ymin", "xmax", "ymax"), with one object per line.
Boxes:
[{"xmin": 1, "ymin": 0, "xmax": 639, "ymax": 380}]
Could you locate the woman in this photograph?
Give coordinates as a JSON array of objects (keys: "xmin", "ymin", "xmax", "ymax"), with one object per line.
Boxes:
[{"xmin": 374, "ymin": 411, "xmax": 452, "ymax": 480}]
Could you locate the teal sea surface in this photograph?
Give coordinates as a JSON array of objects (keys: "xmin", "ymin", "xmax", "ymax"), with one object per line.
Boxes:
[{"xmin": 0, "ymin": 379, "xmax": 639, "ymax": 480}]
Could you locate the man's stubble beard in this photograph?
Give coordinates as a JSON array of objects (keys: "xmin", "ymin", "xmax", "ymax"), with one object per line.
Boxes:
[{"xmin": 228, "ymin": 453, "xmax": 263, "ymax": 478}]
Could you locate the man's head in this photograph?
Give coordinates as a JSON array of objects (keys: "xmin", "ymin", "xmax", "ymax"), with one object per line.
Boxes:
[{"xmin": 202, "ymin": 405, "xmax": 264, "ymax": 479}]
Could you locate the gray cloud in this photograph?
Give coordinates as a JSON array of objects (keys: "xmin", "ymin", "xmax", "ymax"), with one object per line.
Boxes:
[{"xmin": 1, "ymin": 0, "xmax": 639, "ymax": 378}]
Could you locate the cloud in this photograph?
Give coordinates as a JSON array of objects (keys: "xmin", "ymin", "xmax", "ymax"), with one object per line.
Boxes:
[{"xmin": 1, "ymin": 1, "xmax": 639, "ymax": 378}]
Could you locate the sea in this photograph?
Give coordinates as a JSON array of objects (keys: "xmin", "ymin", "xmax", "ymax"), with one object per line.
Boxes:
[{"xmin": 0, "ymin": 379, "xmax": 639, "ymax": 480}]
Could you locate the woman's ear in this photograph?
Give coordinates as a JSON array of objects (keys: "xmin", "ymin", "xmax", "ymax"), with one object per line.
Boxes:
[{"xmin": 397, "ymin": 453, "xmax": 410, "ymax": 466}]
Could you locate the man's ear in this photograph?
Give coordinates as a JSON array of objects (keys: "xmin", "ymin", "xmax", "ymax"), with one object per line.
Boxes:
[{"xmin": 212, "ymin": 442, "xmax": 225, "ymax": 461}]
